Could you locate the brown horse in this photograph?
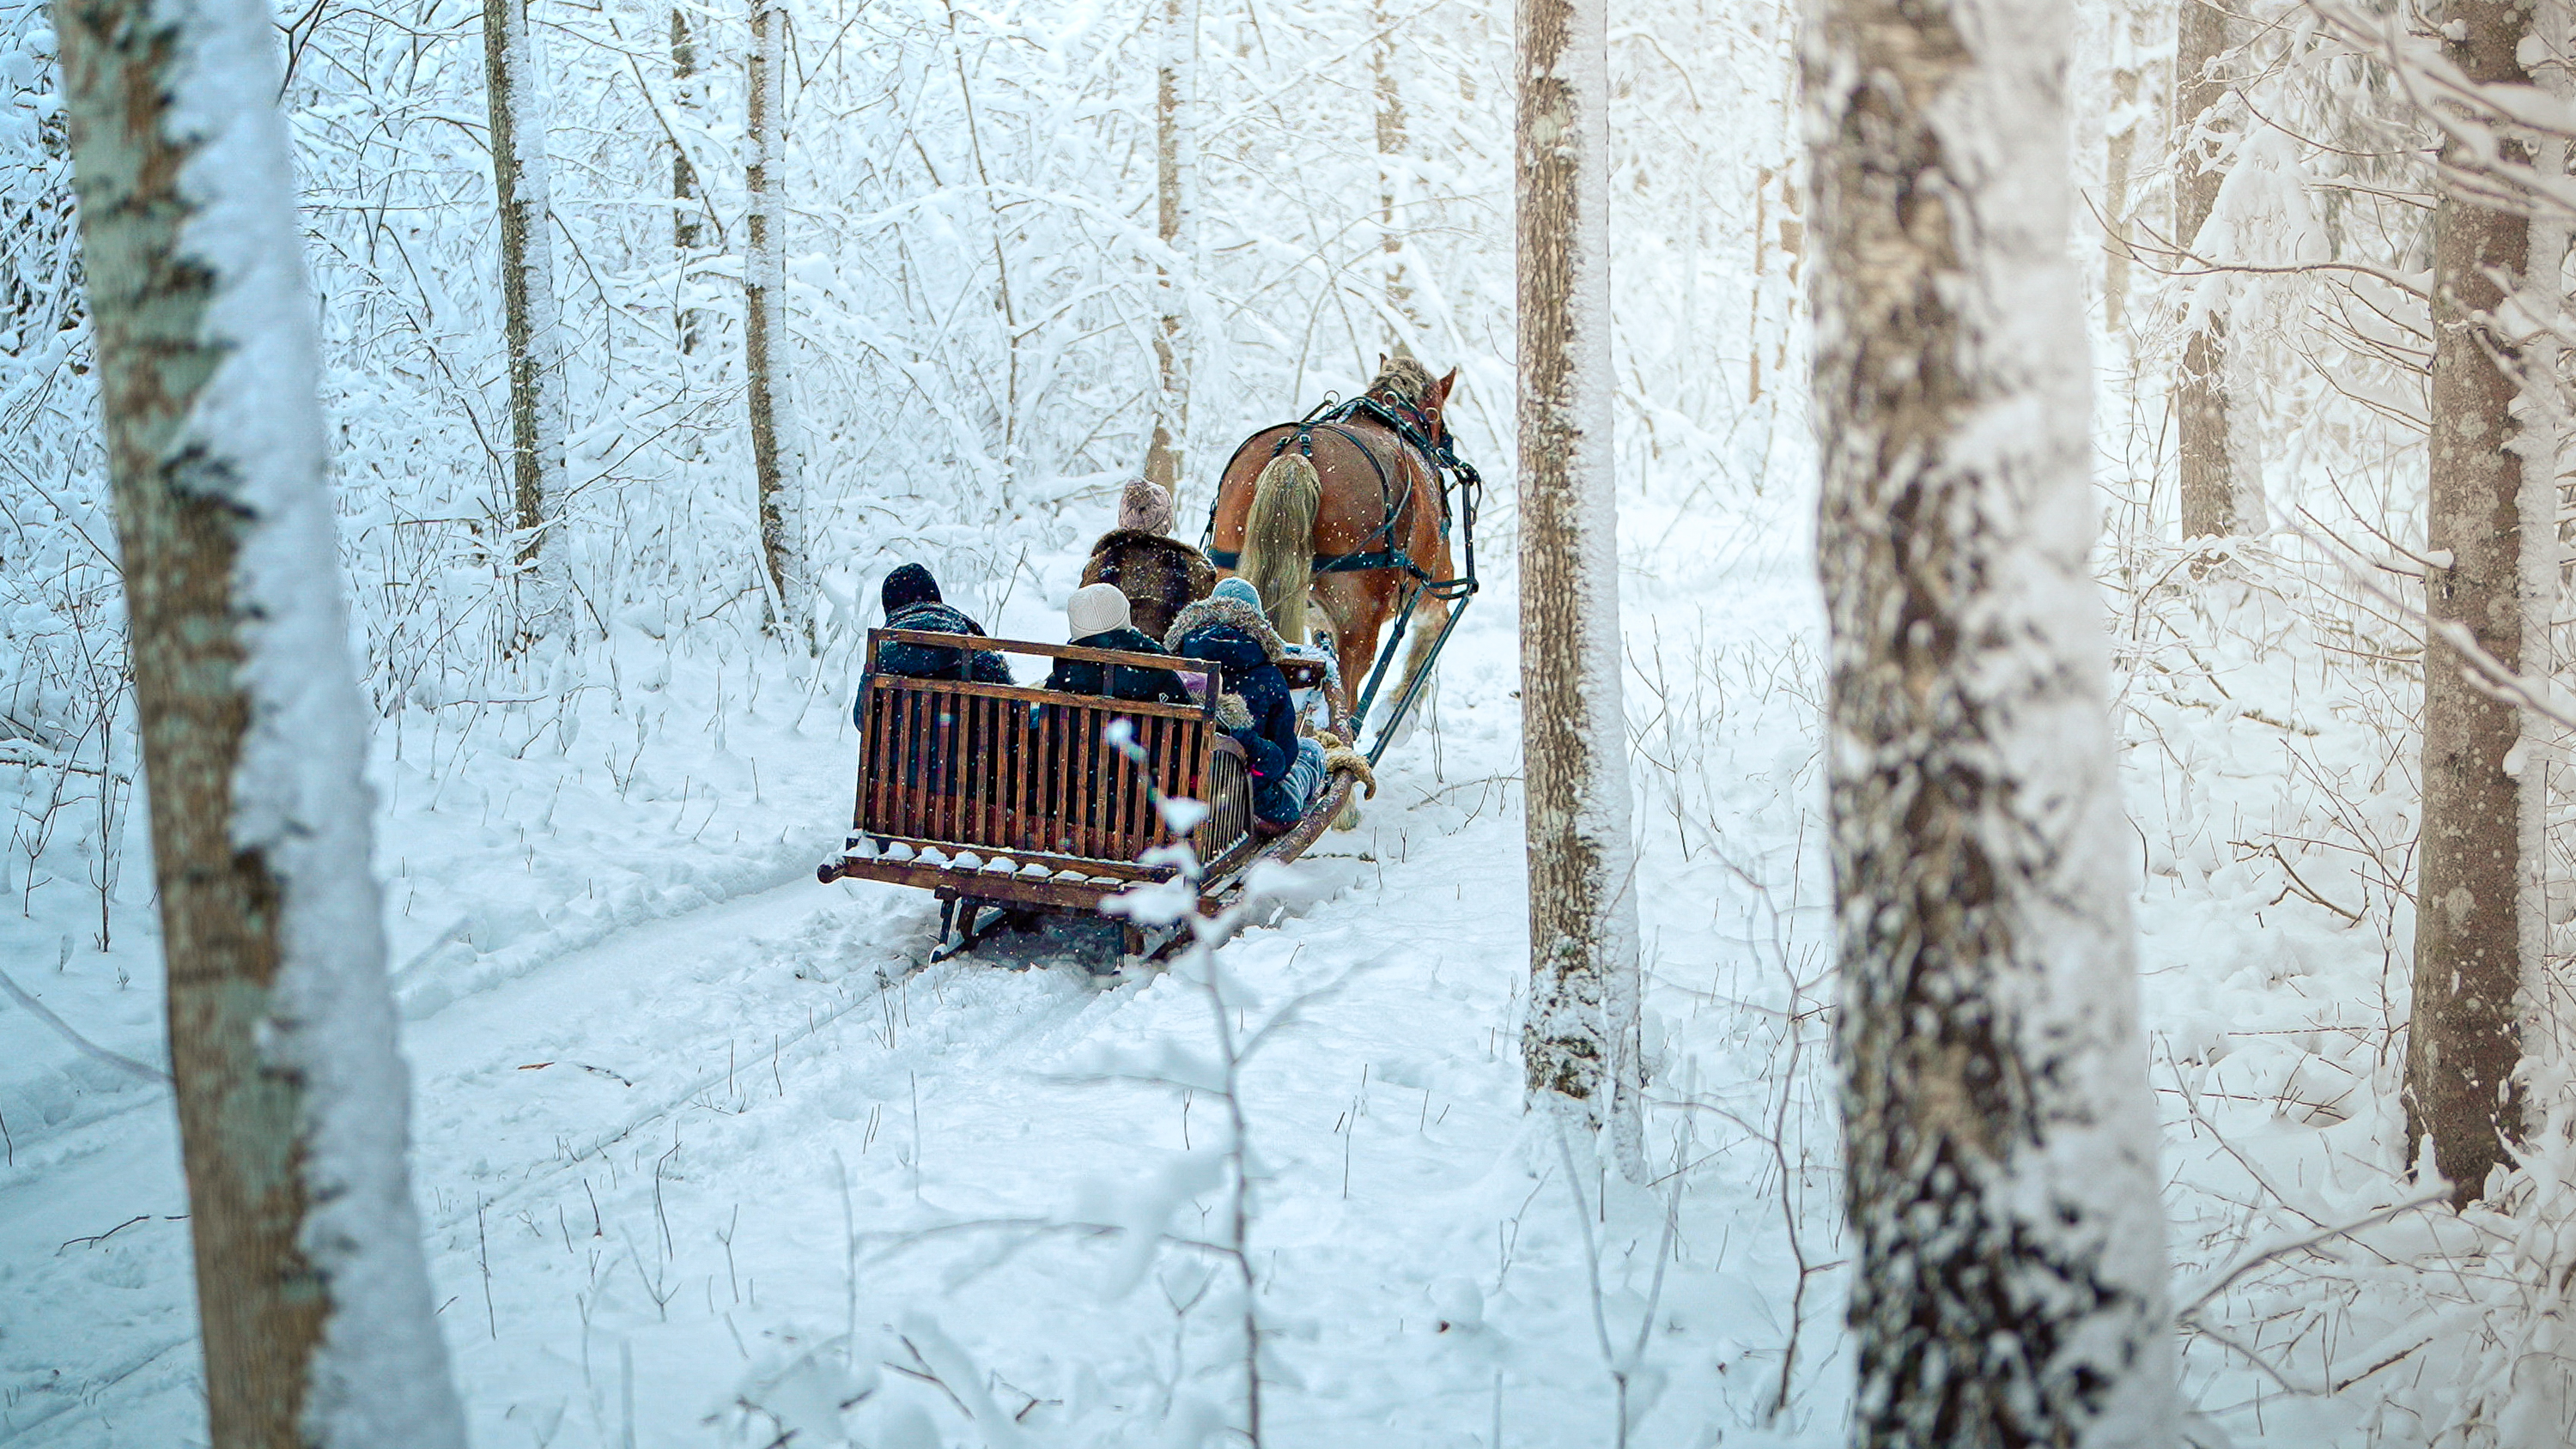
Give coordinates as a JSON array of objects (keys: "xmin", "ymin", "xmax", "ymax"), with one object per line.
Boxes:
[{"xmin": 1206, "ymin": 355, "xmax": 1464, "ymax": 746}]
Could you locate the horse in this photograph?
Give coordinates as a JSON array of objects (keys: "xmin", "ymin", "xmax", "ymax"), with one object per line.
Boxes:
[{"xmin": 1206, "ymin": 354, "xmax": 1466, "ymax": 751}]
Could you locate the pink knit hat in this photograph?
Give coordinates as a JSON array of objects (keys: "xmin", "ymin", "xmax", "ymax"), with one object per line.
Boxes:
[{"xmin": 1119, "ymin": 479, "xmax": 1174, "ymax": 535}]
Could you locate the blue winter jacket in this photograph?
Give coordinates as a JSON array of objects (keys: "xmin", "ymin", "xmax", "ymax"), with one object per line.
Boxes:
[
  {"xmin": 1168, "ymin": 595, "xmax": 1304, "ymax": 822},
  {"xmin": 873, "ymin": 600, "xmax": 1013, "ymax": 688},
  {"xmin": 860, "ymin": 599, "xmax": 1018, "ymax": 793}
]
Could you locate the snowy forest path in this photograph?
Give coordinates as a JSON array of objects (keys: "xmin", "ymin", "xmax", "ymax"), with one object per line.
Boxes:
[
  {"xmin": 4, "ymin": 818, "xmax": 1406, "ymax": 1446},
  {"xmin": 0, "ymin": 867, "xmax": 975, "ymax": 1444},
  {"xmin": 7, "ymin": 538, "xmax": 1834, "ymax": 1448},
  {"xmin": 398, "ymin": 875, "xmax": 927, "ymax": 1228}
]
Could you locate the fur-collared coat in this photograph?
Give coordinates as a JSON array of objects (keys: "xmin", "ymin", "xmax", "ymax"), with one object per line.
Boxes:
[
  {"xmin": 1167, "ymin": 593, "xmax": 1298, "ymax": 798},
  {"xmin": 1081, "ymin": 530, "xmax": 1216, "ymax": 641}
]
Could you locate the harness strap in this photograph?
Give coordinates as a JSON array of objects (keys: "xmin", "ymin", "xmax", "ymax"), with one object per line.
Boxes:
[
  {"xmin": 1316, "ymin": 549, "xmax": 1408, "ymax": 575},
  {"xmin": 1207, "ymin": 547, "xmax": 1424, "ymax": 580},
  {"xmin": 1200, "ymin": 388, "xmax": 1483, "ymax": 601}
]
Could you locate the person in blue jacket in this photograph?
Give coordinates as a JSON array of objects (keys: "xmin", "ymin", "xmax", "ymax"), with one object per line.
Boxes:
[
  {"xmin": 859, "ymin": 562, "xmax": 1014, "ymax": 791},
  {"xmin": 1167, "ymin": 578, "xmax": 1326, "ymax": 828},
  {"xmin": 869, "ymin": 563, "xmax": 1012, "ymax": 689}
]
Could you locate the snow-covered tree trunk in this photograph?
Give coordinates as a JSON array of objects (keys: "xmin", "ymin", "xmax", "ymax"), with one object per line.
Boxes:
[
  {"xmin": 1516, "ymin": 0, "xmax": 1643, "ymax": 1180},
  {"xmin": 2409, "ymin": 0, "xmax": 2540, "ymax": 1210},
  {"xmin": 1806, "ymin": 0, "xmax": 2178, "ymax": 1442},
  {"xmin": 2523, "ymin": 0, "xmax": 2576, "ymax": 1119},
  {"xmin": 49, "ymin": 0, "xmax": 468, "ymax": 1439},
  {"xmin": 483, "ymin": 0, "xmax": 569, "ymax": 640},
  {"xmin": 1143, "ymin": 0, "xmax": 1190, "ymax": 498},
  {"xmin": 2173, "ymin": 0, "xmax": 2235, "ymax": 543},
  {"xmin": 2100, "ymin": 0, "xmax": 2160, "ymax": 343},
  {"xmin": 2500, "ymin": 8, "xmax": 2573, "ymax": 1428},
  {"xmin": 744, "ymin": 0, "xmax": 806, "ymax": 638},
  {"xmin": 671, "ymin": 3, "xmax": 702, "ymax": 356},
  {"xmin": 1371, "ymin": 0, "xmax": 1413, "ymax": 339},
  {"xmin": 1749, "ymin": 168, "xmax": 1771, "ymax": 406}
]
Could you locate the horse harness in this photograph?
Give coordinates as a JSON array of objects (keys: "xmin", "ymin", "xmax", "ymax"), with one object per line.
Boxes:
[
  {"xmin": 1202, "ymin": 391, "xmax": 1481, "ymax": 604},
  {"xmin": 1200, "ymin": 387, "xmax": 1483, "ymax": 764}
]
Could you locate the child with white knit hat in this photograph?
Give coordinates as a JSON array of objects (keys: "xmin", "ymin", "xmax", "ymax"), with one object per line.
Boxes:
[{"xmin": 1042, "ymin": 582, "xmax": 1194, "ymax": 705}]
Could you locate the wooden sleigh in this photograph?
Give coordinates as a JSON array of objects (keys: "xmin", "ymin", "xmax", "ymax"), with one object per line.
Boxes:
[{"xmin": 815, "ymin": 627, "xmax": 1359, "ymax": 965}]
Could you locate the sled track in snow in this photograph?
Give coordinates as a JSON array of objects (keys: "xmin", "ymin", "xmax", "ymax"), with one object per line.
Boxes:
[
  {"xmin": 0, "ymin": 856, "xmax": 840, "ymax": 1183},
  {"xmin": 0, "ymin": 873, "xmax": 1153, "ymax": 1447}
]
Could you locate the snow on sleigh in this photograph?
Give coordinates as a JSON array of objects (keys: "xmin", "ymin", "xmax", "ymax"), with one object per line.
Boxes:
[{"xmin": 814, "ymin": 627, "xmax": 1363, "ymax": 968}]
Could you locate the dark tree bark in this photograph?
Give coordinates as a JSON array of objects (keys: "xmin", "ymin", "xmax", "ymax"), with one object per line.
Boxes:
[
  {"xmin": 2174, "ymin": 0, "xmax": 2236, "ymax": 543},
  {"xmin": 1807, "ymin": 0, "xmax": 2178, "ymax": 1442},
  {"xmin": 2408, "ymin": 0, "xmax": 2537, "ymax": 1210},
  {"xmin": 483, "ymin": 0, "xmax": 569, "ymax": 636},
  {"xmin": 671, "ymin": 4, "xmax": 703, "ymax": 355}
]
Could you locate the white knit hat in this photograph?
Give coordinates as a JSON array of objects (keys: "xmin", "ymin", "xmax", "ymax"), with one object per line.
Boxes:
[{"xmin": 1067, "ymin": 582, "xmax": 1132, "ymax": 639}]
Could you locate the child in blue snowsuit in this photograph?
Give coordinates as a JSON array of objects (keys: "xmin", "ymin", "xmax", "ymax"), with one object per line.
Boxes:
[{"xmin": 1167, "ymin": 579, "xmax": 1326, "ymax": 828}]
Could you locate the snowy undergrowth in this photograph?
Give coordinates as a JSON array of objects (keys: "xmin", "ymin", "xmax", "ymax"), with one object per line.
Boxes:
[
  {"xmin": 2107, "ymin": 540, "xmax": 2568, "ymax": 1447},
  {"xmin": 3, "ymin": 468, "xmax": 1852, "ymax": 1447}
]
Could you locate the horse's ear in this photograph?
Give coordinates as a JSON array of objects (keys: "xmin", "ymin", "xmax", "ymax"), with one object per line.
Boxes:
[
  {"xmin": 1377, "ymin": 351, "xmax": 1389, "ymax": 374},
  {"xmin": 1433, "ymin": 367, "xmax": 1460, "ymax": 407}
]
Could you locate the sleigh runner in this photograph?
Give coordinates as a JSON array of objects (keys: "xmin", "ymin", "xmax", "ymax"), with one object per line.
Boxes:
[{"xmin": 815, "ymin": 627, "xmax": 1360, "ymax": 963}]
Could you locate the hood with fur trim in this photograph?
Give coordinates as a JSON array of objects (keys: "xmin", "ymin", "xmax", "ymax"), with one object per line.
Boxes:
[
  {"xmin": 1164, "ymin": 591, "xmax": 1287, "ymax": 664},
  {"xmin": 1081, "ymin": 530, "xmax": 1214, "ymax": 640},
  {"xmin": 1087, "ymin": 527, "xmax": 1209, "ymax": 568}
]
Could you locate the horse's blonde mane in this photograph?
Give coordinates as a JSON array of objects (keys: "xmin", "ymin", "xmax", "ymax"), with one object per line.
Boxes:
[{"xmin": 1370, "ymin": 350, "xmax": 1436, "ymax": 405}]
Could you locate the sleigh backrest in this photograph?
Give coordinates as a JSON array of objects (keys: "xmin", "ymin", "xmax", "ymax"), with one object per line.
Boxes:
[{"xmin": 851, "ymin": 629, "xmax": 1260, "ymax": 875}]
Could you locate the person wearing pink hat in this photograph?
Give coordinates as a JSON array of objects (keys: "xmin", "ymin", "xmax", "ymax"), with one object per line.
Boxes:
[{"xmin": 1078, "ymin": 479, "xmax": 1215, "ymax": 639}]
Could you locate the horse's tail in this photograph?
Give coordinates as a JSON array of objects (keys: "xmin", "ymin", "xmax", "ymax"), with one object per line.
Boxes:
[{"xmin": 1241, "ymin": 452, "xmax": 1320, "ymax": 642}]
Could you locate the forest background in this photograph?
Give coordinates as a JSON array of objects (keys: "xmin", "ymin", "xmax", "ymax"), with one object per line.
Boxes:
[{"xmin": 3, "ymin": 0, "xmax": 2566, "ymax": 1443}]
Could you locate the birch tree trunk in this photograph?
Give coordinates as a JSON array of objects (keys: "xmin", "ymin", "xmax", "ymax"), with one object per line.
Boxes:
[
  {"xmin": 1516, "ymin": 0, "xmax": 1644, "ymax": 1180},
  {"xmin": 1750, "ymin": 167, "xmax": 1771, "ymax": 406},
  {"xmin": 483, "ymin": 0, "xmax": 569, "ymax": 639},
  {"xmin": 2173, "ymin": 0, "xmax": 2235, "ymax": 543},
  {"xmin": 1143, "ymin": 0, "xmax": 1190, "ymax": 497},
  {"xmin": 2408, "ymin": 0, "xmax": 2538, "ymax": 1210},
  {"xmin": 1806, "ymin": 0, "xmax": 2178, "ymax": 1441},
  {"xmin": 671, "ymin": 3, "xmax": 702, "ymax": 356},
  {"xmin": 2104, "ymin": 72, "xmax": 2139, "ymax": 338},
  {"xmin": 2101, "ymin": 0, "xmax": 2159, "ymax": 343},
  {"xmin": 1371, "ymin": 0, "xmax": 1413, "ymax": 338},
  {"xmin": 51, "ymin": 0, "xmax": 467, "ymax": 1439},
  {"xmin": 745, "ymin": 0, "xmax": 807, "ymax": 638}
]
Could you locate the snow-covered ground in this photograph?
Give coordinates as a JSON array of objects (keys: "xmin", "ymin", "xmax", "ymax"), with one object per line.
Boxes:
[
  {"xmin": 2, "ymin": 475, "xmax": 1850, "ymax": 1447},
  {"xmin": 2, "ymin": 464, "xmax": 2502, "ymax": 1446}
]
